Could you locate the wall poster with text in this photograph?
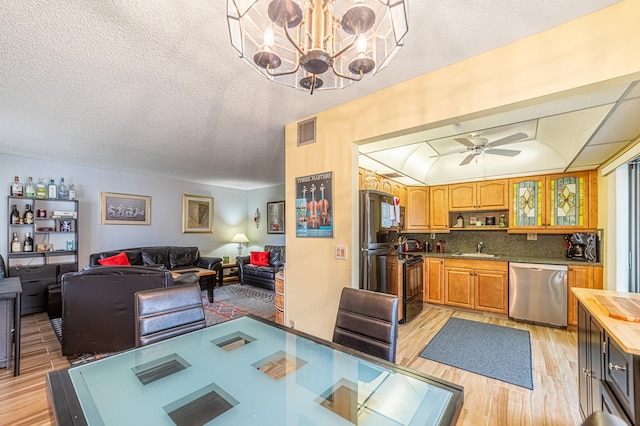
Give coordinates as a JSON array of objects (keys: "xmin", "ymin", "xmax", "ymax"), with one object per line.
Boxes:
[{"xmin": 295, "ymin": 171, "xmax": 333, "ymax": 238}]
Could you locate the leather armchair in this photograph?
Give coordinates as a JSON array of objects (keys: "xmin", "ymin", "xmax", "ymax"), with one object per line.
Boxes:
[
  {"xmin": 61, "ymin": 266, "xmax": 173, "ymax": 356},
  {"xmin": 236, "ymin": 245, "xmax": 285, "ymax": 291},
  {"xmin": 0, "ymin": 254, "xmax": 5, "ymax": 279}
]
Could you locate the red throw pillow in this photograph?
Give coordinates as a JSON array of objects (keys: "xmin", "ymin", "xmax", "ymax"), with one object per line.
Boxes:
[
  {"xmin": 98, "ymin": 251, "xmax": 131, "ymax": 266},
  {"xmin": 250, "ymin": 251, "xmax": 270, "ymax": 267}
]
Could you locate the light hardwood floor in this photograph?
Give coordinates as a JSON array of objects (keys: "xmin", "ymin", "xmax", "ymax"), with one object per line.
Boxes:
[{"xmin": 0, "ymin": 306, "xmax": 581, "ymax": 425}]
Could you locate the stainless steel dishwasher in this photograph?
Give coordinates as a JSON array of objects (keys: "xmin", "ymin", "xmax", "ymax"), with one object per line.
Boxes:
[{"xmin": 508, "ymin": 262, "xmax": 568, "ymax": 327}]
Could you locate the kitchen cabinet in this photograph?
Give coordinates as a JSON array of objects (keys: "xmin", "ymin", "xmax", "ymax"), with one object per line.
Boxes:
[
  {"xmin": 429, "ymin": 185, "xmax": 449, "ymax": 230},
  {"xmin": 406, "ymin": 186, "xmax": 429, "ymax": 232},
  {"xmin": 448, "ymin": 179, "xmax": 509, "ymax": 211},
  {"xmin": 424, "ymin": 258, "xmax": 444, "ymax": 304},
  {"xmin": 578, "ymin": 302, "xmax": 605, "ymax": 421},
  {"xmin": 444, "ymin": 259, "xmax": 508, "ymax": 314},
  {"xmin": 391, "ymin": 182, "xmax": 407, "ymax": 207},
  {"xmin": 389, "ymin": 256, "xmax": 403, "ymax": 322},
  {"xmin": 509, "ymin": 170, "xmax": 597, "ymax": 232},
  {"xmin": 568, "ymin": 265, "xmax": 603, "ymax": 326}
]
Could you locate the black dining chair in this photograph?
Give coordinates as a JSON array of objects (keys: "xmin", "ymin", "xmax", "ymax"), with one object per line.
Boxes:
[
  {"xmin": 134, "ymin": 283, "xmax": 206, "ymax": 347},
  {"xmin": 332, "ymin": 287, "xmax": 399, "ymax": 363}
]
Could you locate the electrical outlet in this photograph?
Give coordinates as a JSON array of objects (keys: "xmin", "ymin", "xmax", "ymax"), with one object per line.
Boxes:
[
  {"xmin": 335, "ymin": 245, "xmax": 347, "ymax": 260},
  {"xmin": 527, "ymin": 233, "xmax": 538, "ymax": 241},
  {"xmin": 289, "ymin": 320, "xmax": 295, "ymax": 329},
  {"xmin": 430, "ymin": 233, "xmax": 436, "ymax": 239}
]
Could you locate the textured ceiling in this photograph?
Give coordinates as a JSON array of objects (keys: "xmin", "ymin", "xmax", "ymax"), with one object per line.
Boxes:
[{"xmin": 0, "ymin": 0, "xmax": 622, "ymax": 189}]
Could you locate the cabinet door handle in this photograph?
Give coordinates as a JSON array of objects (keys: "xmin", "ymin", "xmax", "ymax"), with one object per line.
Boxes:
[
  {"xmin": 609, "ymin": 362, "xmax": 627, "ymax": 372},
  {"xmin": 583, "ymin": 368, "xmax": 591, "ymax": 376}
]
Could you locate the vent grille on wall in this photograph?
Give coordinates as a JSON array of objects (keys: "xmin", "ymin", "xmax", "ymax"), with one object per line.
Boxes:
[{"xmin": 298, "ymin": 117, "xmax": 316, "ymax": 146}]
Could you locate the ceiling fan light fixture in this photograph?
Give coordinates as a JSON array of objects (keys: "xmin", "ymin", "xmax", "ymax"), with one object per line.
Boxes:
[{"xmin": 227, "ymin": 0, "xmax": 408, "ymax": 92}]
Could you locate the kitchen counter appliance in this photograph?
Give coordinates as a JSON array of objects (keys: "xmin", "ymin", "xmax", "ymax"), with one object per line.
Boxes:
[
  {"xmin": 401, "ymin": 254, "xmax": 424, "ymax": 323},
  {"xmin": 509, "ymin": 262, "xmax": 567, "ymax": 327}
]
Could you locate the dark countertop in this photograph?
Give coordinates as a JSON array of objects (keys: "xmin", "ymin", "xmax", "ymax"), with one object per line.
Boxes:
[{"xmin": 402, "ymin": 251, "xmax": 602, "ymax": 266}]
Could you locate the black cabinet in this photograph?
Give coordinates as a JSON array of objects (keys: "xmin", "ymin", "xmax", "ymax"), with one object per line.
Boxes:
[
  {"xmin": 578, "ymin": 302, "xmax": 605, "ymax": 419},
  {"xmin": 578, "ymin": 300, "xmax": 639, "ymax": 425}
]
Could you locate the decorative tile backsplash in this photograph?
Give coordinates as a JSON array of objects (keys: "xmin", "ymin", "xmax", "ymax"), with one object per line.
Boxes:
[{"xmin": 405, "ymin": 231, "xmax": 569, "ymax": 258}]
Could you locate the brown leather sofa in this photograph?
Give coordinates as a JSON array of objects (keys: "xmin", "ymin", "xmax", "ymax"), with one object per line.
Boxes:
[
  {"xmin": 236, "ymin": 245, "xmax": 285, "ymax": 291},
  {"xmin": 61, "ymin": 266, "xmax": 173, "ymax": 356}
]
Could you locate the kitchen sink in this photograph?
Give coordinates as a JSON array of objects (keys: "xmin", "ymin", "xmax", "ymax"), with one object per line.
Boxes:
[{"xmin": 451, "ymin": 253, "xmax": 500, "ymax": 258}]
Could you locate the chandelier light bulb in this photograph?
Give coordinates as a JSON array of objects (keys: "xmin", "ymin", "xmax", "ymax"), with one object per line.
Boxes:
[
  {"xmin": 356, "ymin": 34, "xmax": 368, "ymax": 54},
  {"xmin": 263, "ymin": 25, "xmax": 275, "ymax": 49}
]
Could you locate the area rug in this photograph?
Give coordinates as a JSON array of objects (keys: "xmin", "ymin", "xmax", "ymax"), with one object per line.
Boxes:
[
  {"xmin": 419, "ymin": 317, "xmax": 533, "ymax": 390},
  {"xmin": 50, "ymin": 283, "xmax": 275, "ymax": 365}
]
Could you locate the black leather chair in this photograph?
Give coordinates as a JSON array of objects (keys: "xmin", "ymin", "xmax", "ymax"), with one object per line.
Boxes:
[
  {"xmin": 0, "ymin": 254, "xmax": 5, "ymax": 279},
  {"xmin": 61, "ymin": 266, "xmax": 173, "ymax": 356},
  {"xmin": 135, "ymin": 283, "xmax": 206, "ymax": 347},
  {"xmin": 332, "ymin": 287, "xmax": 399, "ymax": 363}
]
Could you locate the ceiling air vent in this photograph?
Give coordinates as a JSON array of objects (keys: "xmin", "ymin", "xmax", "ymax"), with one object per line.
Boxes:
[
  {"xmin": 297, "ymin": 117, "xmax": 316, "ymax": 147},
  {"xmin": 382, "ymin": 172, "xmax": 404, "ymax": 179}
]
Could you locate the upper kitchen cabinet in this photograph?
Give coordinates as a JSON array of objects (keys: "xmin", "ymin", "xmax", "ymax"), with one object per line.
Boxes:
[
  {"xmin": 448, "ymin": 179, "xmax": 509, "ymax": 211},
  {"xmin": 429, "ymin": 185, "xmax": 449, "ymax": 230},
  {"xmin": 405, "ymin": 186, "xmax": 429, "ymax": 232},
  {"xmin": 510, "ymin": 170, "xmax": 597, "ymax": 232},
  {"xmin": 391, "ymin": 182, "xmax": 407, "ymax": 207}
]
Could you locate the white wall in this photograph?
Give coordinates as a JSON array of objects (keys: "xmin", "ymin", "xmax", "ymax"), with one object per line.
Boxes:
[
  {"xmin": 245, "ymin": 185, "xmax": 286, "ymax": 254},
  {"xmin": 2, "ymin": 153, "xmax": 283, "ymax": 268}
]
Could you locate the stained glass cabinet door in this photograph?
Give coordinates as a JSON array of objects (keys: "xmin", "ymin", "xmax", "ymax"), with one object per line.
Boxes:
[
  {"xmin": 547, "ymin": 172, "xmax": 589, "ymax": 229},
  {"xmin": 510, "ymin": 176, "xmax": 546, "ymax": 230}
]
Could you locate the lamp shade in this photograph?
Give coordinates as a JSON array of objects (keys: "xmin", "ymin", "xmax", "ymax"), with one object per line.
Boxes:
[{"xmin": 230, "ymin": 233, "xmax": 249, "ymax": 244}]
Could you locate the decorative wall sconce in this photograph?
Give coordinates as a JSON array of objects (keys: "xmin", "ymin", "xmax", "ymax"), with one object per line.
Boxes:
[{"xmin": 254, "ymin": 208, "xmax": 261, "ymax": 228}]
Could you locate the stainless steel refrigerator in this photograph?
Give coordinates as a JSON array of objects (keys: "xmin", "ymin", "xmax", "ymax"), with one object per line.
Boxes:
[{"xmin": 359, "ymin": 190, "xmax": 399, "ymax": 293}]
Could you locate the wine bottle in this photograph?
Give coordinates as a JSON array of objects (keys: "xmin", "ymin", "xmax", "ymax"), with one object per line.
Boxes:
[
  {"xmin": 25, "ymin": 177, "xmax": 36, "ymax": 197},
  {"xmin": 23, "ymin": 232, "xmax": 33, "ymax": 252},
  {"xmin": 11, "ymin": 233, "xmax": 21, "ymax": 253},
  {"xmin": 36, "ymin": 178, "xmax": 47, "ymax": 199},
  {"xmin": 47, "ymin": 179, "xmax": 57, "ymax": 199},
  {"xmin": 10, "ymin": 176, "xmax": 23, "ymax": 196},
  {"xmin": 11, "ymin": 204, "xmax": 20, "ymax": 225},
  {"xmin": 23, "ymin": 204, "xmax": 34, "ymax": 224},
  {"xmin": 58, "ymin": 178, "xmax": 68, "ymax": 199}
]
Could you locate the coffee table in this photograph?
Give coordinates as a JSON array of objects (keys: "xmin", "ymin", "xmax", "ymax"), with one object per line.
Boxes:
[{"xmin": 171, "ymin": 268, "xmax": 217, "ymax": 303}]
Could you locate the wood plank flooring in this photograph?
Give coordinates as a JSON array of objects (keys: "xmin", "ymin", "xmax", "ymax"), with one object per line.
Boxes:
[{"xmin": 0, "ymin": 305, "xmax": 581, "ymax": 425}]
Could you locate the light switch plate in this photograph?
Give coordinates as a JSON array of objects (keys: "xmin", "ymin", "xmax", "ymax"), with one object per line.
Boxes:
[{"xmin": 335, "ymin": 245, "xmax": 347, "ymax": 260}]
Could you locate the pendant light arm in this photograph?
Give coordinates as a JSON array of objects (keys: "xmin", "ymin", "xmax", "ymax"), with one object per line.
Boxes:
[{"xmin": 332, "ymin": 63, "xmax": 364, "ymax": 82}]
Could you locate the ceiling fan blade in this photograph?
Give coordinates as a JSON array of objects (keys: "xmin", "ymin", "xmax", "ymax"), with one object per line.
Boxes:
[
  {"xmin": 454, "ymin": 137, "xmax": 475, "ymax": 148},
  {"xmin": 487, "ymin": 132, "xmax": 528, "ymax": 147},
  {"xmin": 485, "ymin": 148, "xmax": 521, "ymax": 157},
  {"xmin": 459, "ymin": 153, "xmax": 476, "ymax": 166}
]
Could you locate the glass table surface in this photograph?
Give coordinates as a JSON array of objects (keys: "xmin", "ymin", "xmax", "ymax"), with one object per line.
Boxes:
[{"xmin": 51, "ymin": 315, "xmax": 463, "ymax": 425}]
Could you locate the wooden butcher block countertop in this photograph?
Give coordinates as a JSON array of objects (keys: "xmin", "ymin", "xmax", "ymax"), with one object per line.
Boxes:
[{"xmin": 572, "ymin": 288, "xmax": 640, "ymax": 356}]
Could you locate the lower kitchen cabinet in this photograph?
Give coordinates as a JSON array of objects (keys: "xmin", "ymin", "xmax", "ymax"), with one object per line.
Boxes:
[
  {"xmin": 424, "ymin": 258, "xmax": 444, "ymax": 304},
  {"xmin": 568, "ymin": 265, "xmax": 603, "ymax": 326},
  {"xmin": 576, "ymin": 294, "xmax": 638, "ymax": 425},
  {"xmin": 443, "ymin": 259, "xmax": 508, "ymax": 314}
]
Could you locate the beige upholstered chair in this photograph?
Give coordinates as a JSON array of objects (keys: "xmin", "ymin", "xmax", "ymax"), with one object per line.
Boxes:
[
  {"xmin": 332, "ymin": 287, "xmax": 399, "ymax": 363},
  {"xmin": 134, "ymin": 283, "xmax": 206, "ymax": 347}
]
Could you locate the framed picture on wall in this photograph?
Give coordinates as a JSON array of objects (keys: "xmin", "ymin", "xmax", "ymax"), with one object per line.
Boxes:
[
  {"xmin": 295, "ymin": 171, "xmax": 333, "ymax": 238},
  {"xmin": 267, "ymin": 201, "xmax": 285, "ymax": 234},
  {"xmin": 182, "ymin": 194, "xmax": 214, "ymax": 233},
  {"xmin": 100, "ymin": 192, "xmax": 151, "ymax": 225}
]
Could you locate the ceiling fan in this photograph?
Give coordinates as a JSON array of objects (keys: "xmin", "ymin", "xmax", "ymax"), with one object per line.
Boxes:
[{"xmin": 455, "ymin": 132, "xmax": 528, "ymax": 166}]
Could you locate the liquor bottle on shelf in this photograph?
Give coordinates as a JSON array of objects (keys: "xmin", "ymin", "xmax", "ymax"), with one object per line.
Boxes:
[
  {"xmin": 47, "ymin": 179, "xmax": 57, "ymax": 199},
  {"xmin": 10, "ymin": 176, "xmax": 23, "ymax": 196},
  {"xmin": 58, "ymin": 178, "xmax": 68, "ymax": 199},
  {"xmin": 36, "ymin": 178, "xmax": 47, "ymax": 198},
  {"xmin": 11, "ymin": 204, "xmax": 20, "ymax": 225},
  {"xmin": 68, "ymin": 184, "xmax": 77, "ymax": 200},
  {"xmin": 25, "ymin": 176, "xmax": 36, "ymax": 197},
  {"xmin": 11, "ymin": 233, "xmax": 21, "ymax": 253},
  {"xmin": 23, "ymin": 204, "xmax": 34, "ymax": 224},
  {"xmin": 23, "ymin": 232, "xmax": 33, "ymax": 252}
]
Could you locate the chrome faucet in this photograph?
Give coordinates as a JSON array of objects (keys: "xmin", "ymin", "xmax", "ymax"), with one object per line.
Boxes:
[{"xmin": 477, "ymin": 241, "xmax": 484, "ymax": 253}]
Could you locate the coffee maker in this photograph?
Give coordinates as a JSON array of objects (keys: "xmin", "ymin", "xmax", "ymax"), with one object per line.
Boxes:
[{"xmin": 565, "ymin": 233, "xmax": 599, "ymax": 262}]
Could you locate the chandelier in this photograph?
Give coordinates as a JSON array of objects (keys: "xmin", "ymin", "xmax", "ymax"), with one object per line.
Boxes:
[{"xmin": 227, "ymin": 0, "xmax": 408, "ymax": 93}]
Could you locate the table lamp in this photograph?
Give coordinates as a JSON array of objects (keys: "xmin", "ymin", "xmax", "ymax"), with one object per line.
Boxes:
[{"xmin": 230, "ymin": 233, "xmax": 249, "ymax": 257}]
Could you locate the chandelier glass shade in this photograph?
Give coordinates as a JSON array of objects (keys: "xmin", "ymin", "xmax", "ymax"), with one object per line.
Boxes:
[{"xmin": 227, "ymin": 0, "xmax": 408, "ymax": 92}]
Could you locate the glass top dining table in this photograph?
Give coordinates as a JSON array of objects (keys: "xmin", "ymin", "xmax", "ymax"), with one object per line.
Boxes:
[{"xmin": 47, "ymin": 315, "xmax": 463, "ymax": 425}]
